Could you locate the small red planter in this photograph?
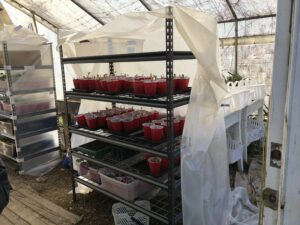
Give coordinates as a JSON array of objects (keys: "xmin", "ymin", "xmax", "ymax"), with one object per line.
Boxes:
[
  {"xmin": 144, "ymin": 80, "xmax": 157, "ymax": 97},
  {"xmin": 88, "ymin": 79, "xmax": 97, "ymax": 91},
  {"xmin": 85, "ymin": 115, "xmax": 98, "ymax": 130},
  {"xmin": 173, "ymin": 79, "xmax": 178, "ymax": 92},
  {"xmin": 173, "ymin": 119, "xmax": 180, "ymax": 136},
  {"xmin": 161, "ymin": 158, "xmax": 169, "ymax": 170},
  {"xmin": 149, "ymin": 111, "xmax": 160, "ymax": 120},
  {"xmin": 96, "ymin": 113, "xmax": 107, "ymax": 128},
  {"xmin": 177, "ymin": 77, "xmax": 189, "ymax": 92},
  {"xmin": 150, "ymin": 125, "xmax": 164, "ymax": 144},
  {"xmin": 152, "ymin": 120, "xmax": 162, "ymax": 125},
  {"xmin": 111, "ymin": 118, "xmax": 123, "ymax": 134},
  {"xmin": 133, "ymin": 115, "xmax": 141, "ymax": 130},
  {"xmin": 142, "ymin": 123, "xmax": 152, "ymax": 140},
  {"xmin": 101, "ymin": 79, "xmax": 108, "ymax": 91},
  {"xmin": 157, "ymin": 79, "xmax": 167, "ymax": 95},
  {"xmin": 133, "ymin": 80, "xmax": 144, "ymax": 95},
  {"xmin": 140, "ymin": 113, "xmax": 149, "ymax": 124},
  {"xmin": 73, "ymin": 79, "xmax": 81, "ymax": 89},
  {"xmin": 75, "ymin": 114, "xmax": 86, "ymax": 127},
  {"xmin": 95, "ymin": 79, "xmax": 102, "ymax": 91},
  {"xmin": 122, "ymin": 117, "xmax": 135, "ymax": 133},
  {"xmin": 147, "ymin": 157, "xmax": 162, "ymax": 176},
  {"xmin": 78, "ymin": 79, "xmax": 89, "ymax": 90},
  {"xmin": 179, "ymin": 117, "xmax": 185, "ymax": 134},
  {"xmin": 107, "ymin": 79, "xmax": 122, "ymax": 94},
  {"xmin": 106, "ymin": 117, "xmax": 113, "ymax": 131}
]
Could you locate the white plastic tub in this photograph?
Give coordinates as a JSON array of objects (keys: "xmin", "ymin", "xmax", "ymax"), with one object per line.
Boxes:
[{"xmin": 99, "ymin": 169, "xmax": 151, "ymax": 201}]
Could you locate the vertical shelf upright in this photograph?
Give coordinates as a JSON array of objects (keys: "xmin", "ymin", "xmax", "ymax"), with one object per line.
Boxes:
[
  {"xmin": 61, "ymin": 7, "xmax": 195, "ymax": 224},
  {"xmin": 0, "ymin": 42, "xmax": 60, "ymax": 174}
]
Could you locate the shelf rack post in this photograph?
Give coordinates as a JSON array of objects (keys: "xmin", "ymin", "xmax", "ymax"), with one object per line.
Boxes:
[
  {"xmin": 109, "ymin": 62, "xmax": 116, "ymax": 108},
  {"xmin": 166, "ymin": 6, "xmax": 176, "ymax": 225},
  {"xmin": 59, "ymin": 45, "xmax": 77, "ymax": 202}
]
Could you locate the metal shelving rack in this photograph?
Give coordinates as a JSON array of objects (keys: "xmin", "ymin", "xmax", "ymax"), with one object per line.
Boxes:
[
  {"xmin": 0, "ymin": 42, "xmax": 60, "ymax": 174},
  {"xmin": 61, "ymin": 7, "xmax": 195, "ymax": 225}
]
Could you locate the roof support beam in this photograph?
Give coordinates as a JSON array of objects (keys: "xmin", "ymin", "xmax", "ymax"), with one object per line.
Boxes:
[
  {"xmin": 139, "ymin": 0, "xmax": 152, "ymax": 11},
  {"xmin": 220, "ymin": 34, "xmax": 275, "ymax": 46},
  {"xmin": 225, "ymin": 0, "xmax": 238, "ymax": 75},
  {"xmin": 5, "ymin": 0, "xmax": 58, "ymax": 32},
  {"xmin": 71, "ymin": 0, "xmax": 105, "ymax": 25},
  {"xmin": 218, "ymin": 14, "xmax": 277, "ymax": 24}
]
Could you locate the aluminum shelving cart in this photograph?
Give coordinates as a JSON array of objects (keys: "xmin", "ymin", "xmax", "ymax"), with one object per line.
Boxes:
[{"xmin": 0, "ymin": 42, "xmax": 60, "ymax": 175}]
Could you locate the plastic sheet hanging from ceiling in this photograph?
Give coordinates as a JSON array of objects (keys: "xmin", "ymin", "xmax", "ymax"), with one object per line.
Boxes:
[{"xmin": 60, "ymin": 5, "xmax": 259, "ymax": 225}]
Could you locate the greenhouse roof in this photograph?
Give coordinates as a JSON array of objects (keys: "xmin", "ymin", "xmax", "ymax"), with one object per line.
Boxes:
[{"xmin": 5, "ymin": 0, "xmax": 277, "ymax": 33}]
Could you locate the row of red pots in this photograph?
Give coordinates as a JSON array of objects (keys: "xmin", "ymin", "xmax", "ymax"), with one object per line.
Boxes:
[
  {"xmin": 142, "ymin": 117, "xmax": 185, "ymax": 143},
  {"xmin": 146, "ymin": 156, "xmax": 180, "ymax": 176},
  {"xmin": 73, "ymin": 76, "xmax": 189, "ymax": 96}
]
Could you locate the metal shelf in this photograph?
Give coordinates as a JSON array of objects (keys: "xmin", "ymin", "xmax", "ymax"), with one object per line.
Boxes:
[
  {"xmin": 0, "ymin": 111, "xmax": 13, "ymax": 119},
  {"xmin": 69, "ymin": 126, "xmax": 181, "ymax": 158},
  {"xmin": 17, "ymin": 108, "xmax": 57, "ymax": 120},
  {"xmin": 0, "ymin": 132, "xmax": 15, "ymax": 140},
  {"xmin": 0, "ymin": 87, "xmax": 55, "ymax": 96},
  {"xmin": 0, "ymin": 65, "xmax": 53, "ymax": 70},
  {"xmin": 66, "ymin": 91, "xmax": 190, "ymax": 109},
  {"xmin": 72, "ymin": 150, "xmax": 180, "ymax": 190},
  {"xmin": 62, "ymin": 51, "xmax": 195, "ymax": 64},
  {"xmin": 74, "ymin": 175, "xmax": 182, "ymax": 224},
  {"xmin": 18, "ymin": 126, "xmax": 58, "ymax": 139},
  {"xmin": 0, "ymin": 152, "xmax": 18, "ymax": 162},
  {"xmin": 21, "ymin": 146, "xmax": 60, "ymax": 161}
]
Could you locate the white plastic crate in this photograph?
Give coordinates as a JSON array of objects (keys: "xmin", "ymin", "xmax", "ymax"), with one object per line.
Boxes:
[
  {"xmin": 227, "ymin": 136, "xmax": 243, "ymax": 164},
  {"xmin": 247, "ymin": 118, "xmax": 264, "ymax": 145},
  {"xmin": 99, "ymin": 169, "xmax": 152, "ymax": 201},
  {"xmin": 112, "ymin": 200, "xmax": 150, "ymax": 225}
]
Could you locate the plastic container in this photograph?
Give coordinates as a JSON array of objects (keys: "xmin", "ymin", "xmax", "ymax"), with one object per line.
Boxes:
[
  {"xmin": 144, "ymin": 80, "xmax": 157, "ymax": 96},
  {"xmin": 79, "ymin": 161, "xmax": 89, "ymax": 177},
  {"xmin": 75, "ymin": 114, "xmax": 87, "ymax": 127},
  {"xmin": 72, "ymin": 157, "xmax": 83, "ymax": 172},
  {"xmin": 99, "ymin": 169, "xmax": 149, "ymax": 201},
  {"xmin": 95, "ymin": 79, "xmax": 103, "ymax": 91},
  {"xmin": 0, "ymin": 137, "xmax": 15, "ymax": 158},
  {"xmin": 73, "ymin": 79, "xmax": 80, "ymax": 89},
  {"xmin": 133, "ymin": 80, "xmax": 144, "ymax": 95},
  {"xmin": 147, "ymin": 157, "xmax": 162, "ymax": 176},
  {"xmin": 177, "ymin": 77, "xmax": 189, "ymax": 92},
  {"xmin": 85, "ymin": 115, "xmax": 98, "ymax": 130},
  {"xmin": 149, "ymin": 111, "xmax": 159, "ymax": 120},
  {"xmin": 122, "ymin": 117, "xmax": 135, "ymax": 133},
  {"xmin": 161, "ymin": 158, "xmax": 169, "ymax": 170},
  {"xmin": 173, "ymin": 119, "xmax": 180, "ymax": 136},
  {"xmin": 96, "ymin": 113, "xmax": 107, "ymax": 128},
  {"xmin": 107, "ymin": 79, "xmax": 122, "ymax": 94},
  {"xmin": 76, "ymin": 141, "xmax": 108, "ymax": 158},
  {"xmin": 157, "ymin": 79, "xmax": 167, "ymax": 95},
  {"xmin": 0, "ymin": 119, "xmax": 14, "ymax": 135},
  {"xmin": 152, "ymin": 120, "xmax": 162, "ymax": 125},
  {"xmin": 111, "ymin": 118, "xmax": 123, "ymax": 133},
  {"xmin": 150, "ymin": 125, "xmax": 164, "ymax": 143},
  {"xmin": 112, "ymin": 200, "xmax": 150, "ymax": 225},
  {"xmin": 101, "ymin": 79, "xmax": 108, "ymax": 91},
  {"xmin": 142, "ymin": 123, "xmax": 152, "ymax": 140},
  {"xmin": 78, "ymin": 79, "xmax": 89, "ymax": 90},
  {"xmin": 140, "ymin": 113, "xmax": 149, "ymax": 124},
  {"xmin": 88, "ymin": 79, "xmax": 97, "ymax": 91},
  {"xmin": 88, "ymin": 167, "xmax": 101, "ymax": 184},
  {"xmin": 1, "ymin": 102, "xmax": 10, "ymax": 112}
]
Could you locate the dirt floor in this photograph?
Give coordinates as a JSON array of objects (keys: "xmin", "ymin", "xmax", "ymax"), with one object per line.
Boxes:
[
  {"xmin": 4, "ymin": 158, "xmax": 116, "ymax": 225},
  {"xmin": 3, "ymin": 142, "xmax": 263, "ymax": 225}
]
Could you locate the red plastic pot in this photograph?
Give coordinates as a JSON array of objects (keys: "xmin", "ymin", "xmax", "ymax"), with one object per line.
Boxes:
[
  {"xmin": 179, "ymin": 117, "xmax": 185, "ymax": 134},
  {"xmin": 95, "ymin": 79, "xmax": 102, "ymax": 91},
  {"xmin": 122, "ymin": 117, "xmax": 135, "ymax": 133},
  {"xmin": 140, "ymin": 113, "xmax": 149, "ymax": 124},
  {"xmin": 133, "ymin": 116, "xmax": 140, "ymax": 130},
  {"xmin": 173, "ymin": 119, "xmax": 180, "ymax": 136},
  {"xmin": 157, "ymin": 79, "xmax": 167, "ymax": 95},
  {"xmin": 173, "ymin": 78, "xmax": 178, "ymax": 92},
  {"xmin": 78, "ymin": 79, "xmax": 89, "ymax": 90},
  {"xmin": 106, "ymin": 117, "xmax": 113, "ymax": 131},
  {"xmin": 142, "ymin": 123, "xmax": 152, "ymax": 140},
  {"xmin": 75, "ymin": 114, "xmax": 86, "ymax": 127},
  {"xmin": 149, "ymin": 111, "xmax": 160, "ymax": 120},
  {"xmin": 150, "ymin": 125, "xmax": 164, "ymax": 144},
  {"xmin": 124, "ymin": 78, "xmax": 134, "ymax": 93},
  {"xmin": 177, "ymin": 77, "xmax": 189, "ymax": 92},
  {"xmin": 147, "ymin": 157, "xmax": 162, "ymax": 176},
  {"xmin": 111, "ymin": 118, "xmax": 123, "ymax": 133},
  {"xmin": 107, "ymin": 79, "xmax": 122, "ymax": 94},
  {"xmin": 88, "ymin": 79, "xmax": 97, "ymax": 91},
  {"xmin": 73, "ymin": 79, "xmax": 81, "ymax": 89},
  {"xmin": 144, "ymin": 80, "xmax": 157, "ymax": 97},
  {"xmin": 97, "ymin": 113, "xmax": 107, "ymax": 128},
  {"xmin": 133, "ymin": 80, "xmax": 144, "ymax": 95},
  {"xmin": 85, "ymin": 115, "xmax": 98, "ymax": 130},
  {"xmin": 152, "ymin": 120, "xmax": 162, "ymax": 125},
  {"xmin": 161, "ymin": 158, "xmax": 169, "ymax": 170},
  {"xmin": 101, "ymin": 79, "xmax": 108, "ymax": 91}
]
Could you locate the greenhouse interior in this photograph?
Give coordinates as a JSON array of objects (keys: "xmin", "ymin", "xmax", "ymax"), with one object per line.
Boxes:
[{"xmin": 0, "ymin": 0, "xmax": 299, "ymax": 225}]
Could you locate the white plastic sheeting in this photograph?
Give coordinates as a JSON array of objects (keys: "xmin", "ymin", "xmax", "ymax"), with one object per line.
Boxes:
[{"xmin": 61, "ymin": 6, "xmax": 258, "ymax": 225}]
